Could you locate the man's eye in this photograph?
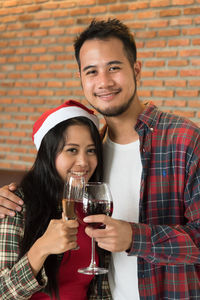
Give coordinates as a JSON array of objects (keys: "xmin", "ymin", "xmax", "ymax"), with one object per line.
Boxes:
[
  {"xmin": 110, "ymin": 66, "xmax": 120, "ymax": 71},
  {"xmin": 86, "ymin": 70, "xmax": 97, "ymax": 76}
]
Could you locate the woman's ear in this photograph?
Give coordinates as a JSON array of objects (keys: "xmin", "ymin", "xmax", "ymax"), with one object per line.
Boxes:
[{"xmin": 134, "ymin": 61, "xmax": 142, "ymax": 81}]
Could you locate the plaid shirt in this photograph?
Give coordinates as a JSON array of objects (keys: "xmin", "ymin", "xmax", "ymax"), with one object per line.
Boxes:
[
  {"xmin": 0, "ymin": 202, "xmax": 48, "ymax": 299},
  {"xmin": 91, "ymin": 103, "xmax": 200, "ymax": 300}
]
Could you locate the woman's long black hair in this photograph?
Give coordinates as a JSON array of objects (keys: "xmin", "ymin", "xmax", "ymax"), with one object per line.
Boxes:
[{"xmin": 18, "ymin": 117, "xmax": 103, "ymax": 298}]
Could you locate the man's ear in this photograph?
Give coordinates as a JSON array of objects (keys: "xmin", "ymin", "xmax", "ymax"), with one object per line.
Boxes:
[
  {"xmin": 134, "ymin": 61, "xmax": 142, "ymax": 81},
  {"xmin": 75, "ymin": 71, "xmax": 80, "ymax": 78}
]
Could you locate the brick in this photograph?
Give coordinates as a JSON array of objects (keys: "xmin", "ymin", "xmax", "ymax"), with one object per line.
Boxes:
[
  {"xmin": 142, "ymin": 71, "xmax": 154, "ymax": 77},
  {"xmin": 136, "ymin": 31, "xmax": 156, "ymax": 39},
  {"xmin": 165, "ymin": 100, "xmax": 186, "ymax": 107},
  {"xmin": 172, "ymin": 0, "xmax": 194, "ymax": 4},
  {"xmin": 170, "ymin": 18, "xmax": 192, "ymax": 26},
  {"xmin": 156, "ymin": 50, "xmax": 177, "ymax": 58},
  {"xmin": 156, "ymin": 70, "xmax": 177, "ymax": 77},
  {"xmin": 138, "ymin": 90, "xmax": 152, "ymax": 98},
  {"xmin": 160, "ymin": 9, "xmax": 181, "ymax": 17},
  {"xmin": 145, "ymin": 40, "xmax": 166, "ymax": 48},
  {"xmin": 137, "ymin": 11, "xmax": 157, "ymax": 19},
  {"xmin": 89, "ymin": 6, "xmax": 107, "ymax": 14},
  {"xmin": 52, "ymin": 10, "xmax": 69, "ymax": 18},
  {"xmin": 129, "ymin": 1, "xmax": 149, "ymax": 10},
  {"xmin": 180, "ymin": 70, "xmax": 200, "ymax": 77},
  {"xmin": 188, "ymin": 101, "xmax": 200, "ymax": 108},
  {"xmin": 26, "ymin": 4, "xmax": 41, "ymax": 13},
  {"xmin": 184, "ymin": 7, "xmax": 200, "ymax": 15},
  {"xmin": 173, "ymin": 110, "xmax": 195, "ymax": 118},
  {"xmin": 158, "ymin": 29, "xmax": 180, "ymax": 37},
  {"xmin": 176, "ymin": 90, "xmax": 199, "ymax": 97},
  {"xmin": 168, "ymin": 39, "xmax": 190, "ymax": 47},
  {"xmin": 79, "ymin": 0, "xmax": 96, "ymax": 5},
  {"xmin": 39, "ymin": 20, "xmax": 55, "ymax": 28},
  {"xmin": 142, "ymin": 80, "xmax": 163, "ymax": 87},
  {"xmin": 31, "ymin": 47, "xmax": 46, "ymax": 54},
  {"xmin": 36, "ymin": 12, "xmax": 52, "ymax": 19},
  {"xmin": 70, "ymin": 8, "xmax": 88, "ymax": 16},
  {"xmin": 109, "ymin": 4, "xmax": 128, "ymax": 12},
  {"xmin": 148, "ymin": 20, "xmax": 168, "ymax": 28},
  {"xmin": 47, "ymin": 81, "xmax": 63, "ymax": 88},
  {"xmin": 168, "ymin": 59, "xmax": 188, "ymax": 67},
  {"xmin": 182, "ymin": 27, "xmax": 200, "ymax": 35},
  {"xmin": 150, "ymin": 0, "xmax": 170, "ymax": 7},
  {"xmin": 97, "ymin": 0, "xmax": 115, "ymax": 3},
  {"xmin": 165, "ymin": 80, "xmax": 186, "ymax": 87},
  {"xmin": 191, "ymin": 59, "xmax": 200, "ymax": 66},
  {"xmin": 153, "ymin": 90, "xmax": 174, "ymax": 97}
]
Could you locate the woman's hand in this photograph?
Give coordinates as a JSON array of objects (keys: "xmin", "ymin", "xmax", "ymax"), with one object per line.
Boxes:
[
  {"xmin": 27, "ymin": 218, "xmax": 79, "ymax": 276},
  {"xmin": 0, "ymin": 183, "xmax": 23, "ymax": 218}
]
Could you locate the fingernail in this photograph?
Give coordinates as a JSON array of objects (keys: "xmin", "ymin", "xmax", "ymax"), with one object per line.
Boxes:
[
  {"xmin": 19, "ymin": 200, "xmax": 24, "ymax": 205},
  {"xmin": 0, "ymin": 214, "xmax": 5, "ymax": 218},
  {"xmin": 9, "ymin": 211, "xmax": 15, "ymax": 216},
  {"xmin": 16, "ymin": 206, "xmax": 22, "ymax": 212}
]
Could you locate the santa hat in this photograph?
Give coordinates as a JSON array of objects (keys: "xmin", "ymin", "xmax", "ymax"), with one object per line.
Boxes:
[{"xmin": 32, "ymin": 100, "xmax": 99, "ymax": 150}]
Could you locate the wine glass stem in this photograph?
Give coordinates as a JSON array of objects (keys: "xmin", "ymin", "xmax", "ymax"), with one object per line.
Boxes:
[{"xmin": 89, "ymin": 237, "xmax": 97, "ymax": 269}]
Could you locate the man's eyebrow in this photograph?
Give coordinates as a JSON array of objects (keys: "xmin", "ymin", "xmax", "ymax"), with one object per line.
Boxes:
[{"xmin": 82, "ymin": 60, "xmax": 123, "ymax": 72}]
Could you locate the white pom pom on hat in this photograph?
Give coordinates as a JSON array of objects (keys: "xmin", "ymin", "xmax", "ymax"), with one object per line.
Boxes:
[{"xmin": 32, "ymin": 99, "xmax": 99, "ymax": 150}]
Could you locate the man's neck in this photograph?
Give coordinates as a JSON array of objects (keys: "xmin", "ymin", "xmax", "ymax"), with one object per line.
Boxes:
[{"xmin": 105, "ymin": 99, "xmax": 145, "ymax": 144}]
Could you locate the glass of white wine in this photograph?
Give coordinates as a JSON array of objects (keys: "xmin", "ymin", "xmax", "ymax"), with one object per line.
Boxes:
[{"xmin": 62, "ymin": 175, "xmax": 85, "ymax": 250}]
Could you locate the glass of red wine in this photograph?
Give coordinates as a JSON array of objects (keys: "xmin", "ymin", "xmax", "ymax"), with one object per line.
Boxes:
[{"xmin": 75, "ymin": 182, "xmax": 113, "ymax": 275}]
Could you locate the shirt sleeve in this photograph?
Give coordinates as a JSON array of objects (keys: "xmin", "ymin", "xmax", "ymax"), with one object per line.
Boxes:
[
  {"xmin": 128, "ymin": 147, "xmax": 200, "ymax": 265},
  {"xmin": 0, "ymin": 211, "xmax": 48, "ymax": 299}
]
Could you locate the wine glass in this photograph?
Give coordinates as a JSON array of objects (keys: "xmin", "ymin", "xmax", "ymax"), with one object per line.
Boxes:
[
  {"xmin": 62, "ymin": 175, "xmax": 85, "ymax": 250},
  {"xmin": 75, "ymin": 182, "xmax": 113, "ymax": 275}
]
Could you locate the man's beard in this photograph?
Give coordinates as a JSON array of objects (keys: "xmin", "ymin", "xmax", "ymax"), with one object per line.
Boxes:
[{"xmin": 89, "ymin": 76, "xmax": 137, "ymax": 117}]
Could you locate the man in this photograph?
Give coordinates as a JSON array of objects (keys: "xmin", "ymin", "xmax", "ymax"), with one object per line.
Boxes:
[{"xmin": 0, "ymin": 19, "xmax": 200, "ymax": 299}]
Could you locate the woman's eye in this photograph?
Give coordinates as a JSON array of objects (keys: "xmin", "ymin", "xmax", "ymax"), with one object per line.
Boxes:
[
  {"xmin": 87, "ymin": 148, "xmax": 96, "ymax": 155},
  {"xmin": 66, "ymin": 148, "xmax": 77, "ymax": 153}
]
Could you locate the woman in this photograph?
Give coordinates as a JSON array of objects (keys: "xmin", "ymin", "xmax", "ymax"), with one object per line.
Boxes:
[{"xmin": 0, "ymin": 100, "xmax": 103, "ymax": 299}]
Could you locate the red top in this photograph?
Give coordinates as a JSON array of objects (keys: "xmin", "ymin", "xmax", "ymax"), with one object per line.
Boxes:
[{"xmin": 31, "ymin": 223, "xmax": 98, "ymax": 300}]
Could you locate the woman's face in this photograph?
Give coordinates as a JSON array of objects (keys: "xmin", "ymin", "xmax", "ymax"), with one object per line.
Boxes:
[{"xmin": 55, "ymin": 124, "xmax": 98, "ymax": 182}]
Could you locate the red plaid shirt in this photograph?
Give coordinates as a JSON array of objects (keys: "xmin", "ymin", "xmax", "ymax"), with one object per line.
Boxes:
[
  {"xmin": 128, "ymin": 103, "xmax": 200, "ymax": 299},
  {"xmin": 92, "ymin": 103, "xmax": 200, "ymax": 300}
]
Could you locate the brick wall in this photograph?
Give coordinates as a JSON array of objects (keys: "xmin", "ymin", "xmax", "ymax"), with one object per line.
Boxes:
[{"xmin": 0, "ymin": 0, "xmax": 199, "ymax": 170}]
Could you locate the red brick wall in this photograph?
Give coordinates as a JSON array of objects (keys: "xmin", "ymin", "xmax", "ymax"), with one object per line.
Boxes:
[{"xmin": 0, "ymin": 0, "xmax": 200, "ymax": 170}]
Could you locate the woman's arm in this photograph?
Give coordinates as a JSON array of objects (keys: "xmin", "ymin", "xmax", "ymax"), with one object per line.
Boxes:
[{"xmin": 0, "ymin": 210, "xmax": 79, "ymax": 299}]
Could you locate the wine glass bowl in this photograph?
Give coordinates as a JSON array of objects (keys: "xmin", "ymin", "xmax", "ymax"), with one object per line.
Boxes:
[{"xmin": 76, "ymin": 182, "xmax": 113, "ymax": 275}]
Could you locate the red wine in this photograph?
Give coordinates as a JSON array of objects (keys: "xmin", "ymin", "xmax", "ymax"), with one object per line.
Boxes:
[{"xmin": 75, "ymin": 200, "xmax": 113, "ymax": 228}]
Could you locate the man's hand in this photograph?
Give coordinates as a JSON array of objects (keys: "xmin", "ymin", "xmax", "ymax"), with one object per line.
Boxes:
[
  {"xmin": 0, "ymin": 183, "xmax": 23, "ymax": 218},
  {"xmin": 84, "ymin": 215, "xmax": 132, "ymax": 252}
]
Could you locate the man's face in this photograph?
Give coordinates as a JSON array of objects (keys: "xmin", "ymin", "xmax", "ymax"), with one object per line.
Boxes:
[{"xmin": 79, "ymin": 37, "xmax": 140, "ymax": 117}]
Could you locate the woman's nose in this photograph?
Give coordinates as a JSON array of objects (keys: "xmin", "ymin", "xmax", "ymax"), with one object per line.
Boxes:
[{"xmin": 76, "ymin": 152, "xmax": 88, "ymax": 167}]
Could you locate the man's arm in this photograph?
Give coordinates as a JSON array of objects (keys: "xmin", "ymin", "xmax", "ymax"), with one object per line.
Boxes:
[{"xmin": 0, "ymin": 184, "xmax": 23, "ymax": 218}]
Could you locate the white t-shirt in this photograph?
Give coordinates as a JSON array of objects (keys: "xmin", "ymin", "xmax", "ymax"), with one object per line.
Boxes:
[{"xmin": 103, "ymin": 137, "xmax": 142, "ymax": 300}]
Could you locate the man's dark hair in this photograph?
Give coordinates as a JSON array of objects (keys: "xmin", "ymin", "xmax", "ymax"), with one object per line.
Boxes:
[{"xmin": 74, "ymin": 18, "xmax": 137, "ymax": 70}]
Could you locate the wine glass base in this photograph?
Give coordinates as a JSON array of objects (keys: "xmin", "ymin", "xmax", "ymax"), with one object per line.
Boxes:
[{"xmin": 78, "ymin": 266, "xmax": 108, "ymax": 275}]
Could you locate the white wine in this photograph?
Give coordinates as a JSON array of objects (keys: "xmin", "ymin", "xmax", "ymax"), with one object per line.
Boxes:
[{"xmin": 62, "ymin": 198, "xmax": 76, "ymax": 220}]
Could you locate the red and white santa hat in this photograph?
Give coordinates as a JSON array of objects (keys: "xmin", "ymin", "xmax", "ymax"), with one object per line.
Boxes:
[{"xmin": 32, "ymin": 100, "xmax": 99, "ymax": 150}]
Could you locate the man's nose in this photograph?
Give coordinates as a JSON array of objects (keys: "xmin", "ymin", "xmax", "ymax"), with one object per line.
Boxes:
[{"xmin": 97, "ymin": 71, "xmax": 114, "ymax": 89}]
